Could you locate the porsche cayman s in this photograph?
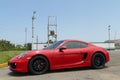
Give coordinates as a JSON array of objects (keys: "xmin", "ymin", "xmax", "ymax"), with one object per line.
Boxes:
[{"xmin": 9, "ymin": 40, "xmax": 110, "ymax": 74}]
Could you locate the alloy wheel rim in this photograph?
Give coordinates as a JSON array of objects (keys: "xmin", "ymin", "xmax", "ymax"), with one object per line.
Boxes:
[
  {"xmin": 94, "ymin": 56, "xmax": 103, "ymax": 66},
  {"xmin": 32, "ymin": 59, "xmax": 46, "ymax": 72}
]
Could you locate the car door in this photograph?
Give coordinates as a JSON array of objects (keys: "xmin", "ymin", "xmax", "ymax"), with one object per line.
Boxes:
[{"xmin": 60, "ymin": 41, "xmax": 88, "ymax": 68}]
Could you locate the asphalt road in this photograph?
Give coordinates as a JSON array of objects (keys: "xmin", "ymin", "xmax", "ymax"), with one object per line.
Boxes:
[{"xmin": 0, "ymin": 51, "xmax": 120, "ymax": 80}]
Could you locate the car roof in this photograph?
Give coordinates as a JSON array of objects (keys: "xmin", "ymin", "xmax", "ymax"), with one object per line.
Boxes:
[{"xmin": 61, "ymin": 39, "xmax": 90, "ymax": 44}]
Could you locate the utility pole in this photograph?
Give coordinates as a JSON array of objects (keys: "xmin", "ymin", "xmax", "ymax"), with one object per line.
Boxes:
[
  {"xmin": 36, "ymin": 36, "xmax": 39, "ymax": 50},
  {"xmin": 32, "ymin": 11, "xmax": 36, "ymax": 50},
  {"xmin": 25, "ymin": 27, "xmax": 27, "ymax": 50},
  {"xmin": 108, "ymin": 25, "xmax": 111, "ymax": 50}
]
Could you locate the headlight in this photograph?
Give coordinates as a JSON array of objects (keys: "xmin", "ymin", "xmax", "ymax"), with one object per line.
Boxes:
[{"xmin": 18, "ymin": 52, "xmax": 28, "ymax": 59}]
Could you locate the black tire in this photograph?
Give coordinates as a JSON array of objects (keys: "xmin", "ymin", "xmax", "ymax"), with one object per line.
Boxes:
[
  {"xmin": 91, "ymin": 53, "xmax": 105, "ymax": 69},
  {"xmin": 28, "ymin": 56, "xmax": 49, "ymax": 75}
]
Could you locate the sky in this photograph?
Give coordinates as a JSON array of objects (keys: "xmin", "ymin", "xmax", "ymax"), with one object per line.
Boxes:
[{"xmin": 0, "ymin": 0, "xmax": 120, "ymax": 45}]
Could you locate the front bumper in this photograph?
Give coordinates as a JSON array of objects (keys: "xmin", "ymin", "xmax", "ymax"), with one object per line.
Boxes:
[{"xmin": 8, "ymin": 56, "xmax": 29, "ymax": 73}]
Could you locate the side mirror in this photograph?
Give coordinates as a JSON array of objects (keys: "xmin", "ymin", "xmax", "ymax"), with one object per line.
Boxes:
[{"xmin": 59, "ymin": 46, "xmax": 67, "ymax": 52}]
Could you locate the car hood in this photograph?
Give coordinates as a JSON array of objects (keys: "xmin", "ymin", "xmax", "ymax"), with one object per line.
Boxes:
[{"xmin": 27, "ymin": 49, "xmax": 54, "ymax": 56}]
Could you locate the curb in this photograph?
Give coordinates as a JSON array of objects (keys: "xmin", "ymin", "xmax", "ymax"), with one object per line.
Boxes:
[{"xmin": 0, "ymin": 63, "xmax": 8, "ymax": 68}]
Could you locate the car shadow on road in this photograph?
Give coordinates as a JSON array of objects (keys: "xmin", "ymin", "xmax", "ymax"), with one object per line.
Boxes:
[
  {"xmin": 47, "ymin": 66, "xmax": 109, "ymax": 74},
  {"xmin": 8, "ymin": 66, "xmax": 109, "ymax": 77},
  {"xmin": 8, "ymin": 71, "xmax": 29, "ymax": 77},
  {"xmin": 48, "ymin": 67, "xmax": 91, "ymax": 73}
]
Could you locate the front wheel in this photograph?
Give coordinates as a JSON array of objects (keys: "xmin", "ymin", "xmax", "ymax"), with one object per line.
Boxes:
[
  {"xmin": 28, "ymin": 56, "xmax": 49, "ymax": 75},
  {"xmin": 91, "ymin": 53, "xmax": 106, "ymax": 69}
]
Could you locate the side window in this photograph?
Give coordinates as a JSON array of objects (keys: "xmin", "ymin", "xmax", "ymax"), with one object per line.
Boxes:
[
  {"xmin": 79, "ymin": 42, "xmax": 88, "ymax": 48},
  {"xmin": 64, "ymin": 41, "xmax": 88, "ymax": 49},
  {"xmin": 64, "ymin": 42, "xmax": 74, "ymax": 48}
]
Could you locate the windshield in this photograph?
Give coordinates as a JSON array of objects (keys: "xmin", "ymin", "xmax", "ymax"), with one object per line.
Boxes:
[{"xmin": 43, "ymin": 40, "xmax": 64, "ymax": 50}]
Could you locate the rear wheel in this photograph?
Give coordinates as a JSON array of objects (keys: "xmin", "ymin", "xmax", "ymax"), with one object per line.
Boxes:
[
  {"xmin": 91, "ymin": 53, "xmax": 105, "ymax": 69},
  {"xmin": 28, "ymin": 56, "xmax": 49, "ymax": 75}
]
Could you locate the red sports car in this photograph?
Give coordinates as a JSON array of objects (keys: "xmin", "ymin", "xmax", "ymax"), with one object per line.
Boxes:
[{"xmin": 8, "ymin": 40, "xmax": 110, "ymax": 75}]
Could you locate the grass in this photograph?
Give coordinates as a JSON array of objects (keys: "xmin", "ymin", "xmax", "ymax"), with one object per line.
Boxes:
[{"xmin": 0, "ymin": 51, "xmax": 26, "ymax": 64}]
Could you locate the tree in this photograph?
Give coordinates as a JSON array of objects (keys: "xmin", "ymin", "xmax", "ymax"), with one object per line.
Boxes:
[
  {"xmin": 0, "ymin": 39, "xmax": 15, "ymax": 51},
  {"xmin": 24, "ymin": 43, "xmax": 32, "ymax": 50},
  {"xmin": 15, "ymin": 44, "xmax": 24, "ymax": 50}
]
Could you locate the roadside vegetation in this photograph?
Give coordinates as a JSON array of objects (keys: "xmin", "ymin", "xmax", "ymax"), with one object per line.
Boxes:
[
  {"xmin": 0, "ymin": 39, "xmax": 31, "ymax": 64},
  {"xmin": 0, "ymin": 51, "xmax": 25, "ymax": 64}
]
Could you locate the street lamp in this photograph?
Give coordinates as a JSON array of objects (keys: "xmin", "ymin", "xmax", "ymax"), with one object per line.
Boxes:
[
  {"xmin": 32, "ymin": 11, "xmax": 36, "ymax": 50},
  {"xmin": 108, "ymin": 25, "xmax": 111, "ymax": 50}
]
